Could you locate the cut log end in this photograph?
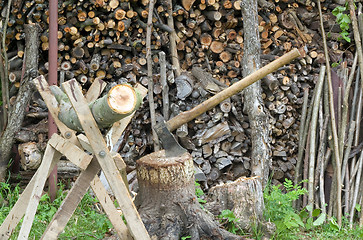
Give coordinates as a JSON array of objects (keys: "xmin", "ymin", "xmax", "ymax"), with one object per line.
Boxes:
[
  {"xmin": 137, "ymin": 150, "xmax": 193, "ymax": 188},
  {"xmin": 108, "ymin": 84, "xmax": 138, "ymax": 114}
]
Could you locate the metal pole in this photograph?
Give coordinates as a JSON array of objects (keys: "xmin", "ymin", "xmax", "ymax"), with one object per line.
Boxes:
[{"xmin": 48, "ymin": 0, "xmax": 58, "ymax": 201}]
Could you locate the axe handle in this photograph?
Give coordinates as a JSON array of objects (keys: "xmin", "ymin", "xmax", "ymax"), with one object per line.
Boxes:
[{"xmin": 166, "ymin": 48, "xmax": 301, "ymax": 132}]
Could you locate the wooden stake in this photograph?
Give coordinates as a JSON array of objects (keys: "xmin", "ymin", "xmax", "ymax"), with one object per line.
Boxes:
[
  {"xmin": 146, "ymin": 0, "xmax": 159, "ymax": 151},
  {"xmin": 308, "ymin": 65, "xmax": 325, "ymax": 212},
  {"xmin": 318, "ymin": 0, "xmax": 342, "ymax": 225}
]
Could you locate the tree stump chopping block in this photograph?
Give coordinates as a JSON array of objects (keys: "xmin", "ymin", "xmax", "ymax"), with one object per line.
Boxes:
[{"xmin": 136, "ymin": 150, "xmax": 244, "ymax": 240}]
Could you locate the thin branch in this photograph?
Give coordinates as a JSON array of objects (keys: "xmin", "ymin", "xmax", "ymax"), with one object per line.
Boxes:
[
  {"xmin": 314, "ymin": 115, "xmax": 329, "ymax": 198},
  {"xmin": 318, "ymin": 0, "xmax": 342, "ymax": 225},
  {"xmin": 308, "ymin": 65, "xmax": 325, "ymax": 211},
  {"xmin": 320, "ymin": 148, "xmax": 331, "ymax": 217},
  {"xmin": 349, "ymin": 151, "xmax": 363, "ymax": 228},
  {"xmin": 1, "ymin": 0, "xmax": 12, "ymax": 129},
  {"xmin": 146, "ymin": 0, "xmax": 159, "ymax": 151},
  {"xmin": 166, "ymin": 0, "xmax": 181, "ymax": 77},
  {"xmin": 159, "ymin": 51, "xmax": 169, "ymax": 120},
  {"xmin": 348, "ymin": 0, "xmax": 363, "ymax": 96},
  {"xmin": 294, "ymin": 88, "xmax": 309, "ymax": 186}
]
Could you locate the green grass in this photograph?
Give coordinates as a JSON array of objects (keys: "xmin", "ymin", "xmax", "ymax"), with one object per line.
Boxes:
[
  {"xmin": 0, "ymin": 181, "xmax": 113, "ymax": 239},
  {"xmin": 2, "ymin": 179, "xmax": 363, "ymax": 240}
]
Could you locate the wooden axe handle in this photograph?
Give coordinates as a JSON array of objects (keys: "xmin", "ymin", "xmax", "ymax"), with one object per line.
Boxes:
[{"xmin": 166, "ymin": 48, "xmax": 301, "ymax": 132}]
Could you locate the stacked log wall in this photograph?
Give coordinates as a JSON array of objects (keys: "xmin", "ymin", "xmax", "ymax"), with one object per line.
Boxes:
[{"xmin": 1, "ymin": 0, "xmax": 354, "ymax": 187}]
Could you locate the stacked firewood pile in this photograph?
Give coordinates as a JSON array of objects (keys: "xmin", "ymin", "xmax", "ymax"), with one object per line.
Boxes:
[{"xmin": 0, "ymin": 0, "xmax": 351, "ymax": 187}]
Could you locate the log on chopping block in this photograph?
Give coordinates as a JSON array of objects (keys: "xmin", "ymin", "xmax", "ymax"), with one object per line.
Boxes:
[
  {"xmin": 50, "ymin": 83, "xmax": 143, "ymax": 131},
  {"xmin": 164, "ymin": 48, "xmax": 301, "ymax": 132}
]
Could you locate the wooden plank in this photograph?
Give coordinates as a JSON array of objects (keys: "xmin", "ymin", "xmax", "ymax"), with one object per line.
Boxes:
[
  {"xmin": 77, "ymin": 134, "xmax": 95, "ymax": 153},
  {"xmin": 48, "ymin": 134, "xmax": 92, "ymax": 170},
  {"xmin": 33, "ymin": 76, "xmax": 79, "ymax": 145},
  {"xmin": 41, "ymin": 158, "xmax": 132, "ymax": 240},
  {"xmin": 85, "ymin": 78, "xmax": 107, "ymax": 102},
  {"xmin": 0, "ymin": 154, "xmax": 61, "ymax": 240},
  {"xmin": 77, "ymin": 134, "xmax": 128, "ymax": 187},
  {"xmin": 62, "ymin": 79, "xmax": 150, "ymax": 240},
  {"xmin": 90, "ymin": 174, "xmax": 133, "ymax": 240},
  {"xmin": 17, "ymin": 136, "xmax": 60, "ymax": 240}
]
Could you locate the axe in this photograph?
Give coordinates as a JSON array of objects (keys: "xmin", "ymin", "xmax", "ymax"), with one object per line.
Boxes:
[{"xmin": 155, "ymin": 48, "xmax": 301, "ymax": 157}]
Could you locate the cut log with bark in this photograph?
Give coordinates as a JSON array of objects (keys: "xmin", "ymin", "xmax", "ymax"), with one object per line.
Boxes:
[
  {"xmin": 135, "ymin": 150, "xmax": 243, "ymax": 240},
  {"xmin": 18, "ymin": 142, "xmax": 42, "ymax": 171},
  {"xmin": 50, "ymin": 83, "xmax": 142, "ymax": 132}
]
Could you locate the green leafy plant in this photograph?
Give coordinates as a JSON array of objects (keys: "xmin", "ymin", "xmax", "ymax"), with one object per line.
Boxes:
[
  {"xmin": 195, "ymin": 181, "xmax": 206, "ymax": 204},
  {"xmin": 218, "ymin": 209, "xmax": 243, "ymax": 235},
  {"xmin": 181, "ymin": 236, "xmax": 191, "ymax": 240},
  {"xmin": 299, "ymin": 205, "xmax": 326, "ymax": 230},
  {"xmin": 264, "ymin": 179, "xmax": 307, "ymax": 237},
  {"xmin": 332, "ymin": 3, "xmax": 352, "ymax": 42}
]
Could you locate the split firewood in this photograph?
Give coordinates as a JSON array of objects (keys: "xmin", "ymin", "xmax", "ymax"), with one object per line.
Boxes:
[{"xmin": 175, "ymin": 74, "xmax": 193, "ymax": 100}]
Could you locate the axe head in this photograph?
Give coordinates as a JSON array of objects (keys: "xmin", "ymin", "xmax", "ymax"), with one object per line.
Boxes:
[{"xmin": 154, "ymin": 117, "xmax": 187, "ymax": 158}]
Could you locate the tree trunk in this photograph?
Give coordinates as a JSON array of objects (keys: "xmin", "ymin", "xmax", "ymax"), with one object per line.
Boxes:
[
  {"xmin": 241, "ymin": 0, "xmax": 271, "ymax": 187},
  {"xmin": 0, "ymin": 23, "xmax": 39, "ymax": 181},
  {"xmin": 135, "ymin": 150, "xmax": 243, "ymax": 240}
]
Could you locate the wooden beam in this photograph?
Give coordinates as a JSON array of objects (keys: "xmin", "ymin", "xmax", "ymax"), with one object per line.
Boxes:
[
  {"xmin": 17, "ymin": 136, "xmax": 61, "ymax": 240},
  {"xmin": 85, "ymin": 78, "xmax": 107, "ymax": 102},
  {"xmin": 48, "ymin": 134, "xmax": 92, "ymax": 170}
]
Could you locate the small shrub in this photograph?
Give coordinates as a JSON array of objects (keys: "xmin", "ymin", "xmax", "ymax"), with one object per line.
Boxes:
[
  {"xmin": 218, "ymin": 209, "xmax": 243, "ymax": 235},
  {"xmin": 195, "ymin": 181, "xmax": 206, "ymax": 204},
  {"xmin": 263, "ymin": 179, "xmax": 307, "ymax": 238},
  {"xmin": 332, "ymin": 3, "xmax": 352, "ymax": 42}
]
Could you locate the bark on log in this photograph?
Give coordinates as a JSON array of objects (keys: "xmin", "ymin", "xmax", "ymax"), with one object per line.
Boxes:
[
  {"xmin": 18, "ymin": 142, "xmax": 42, "ymax": 171},
  {"xmin": 51, "ymin": 83, "xmax": 142, "ymax": 132},
  {"xmin": 135, "ymin": 150, "xmax": 243, "ymax": 240},
  {"xmin": 0, "ymin": 23, "xmax": 39, "ymax": 181},
  {"xmin": 241, "ymin": 0, "xmax": 270, "ymax": 188}
]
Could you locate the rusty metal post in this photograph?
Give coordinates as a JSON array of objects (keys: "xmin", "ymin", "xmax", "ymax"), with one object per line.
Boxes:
[{"xmin": 48, "ymin": 0, "xmax": 58, "ymax": 201}]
